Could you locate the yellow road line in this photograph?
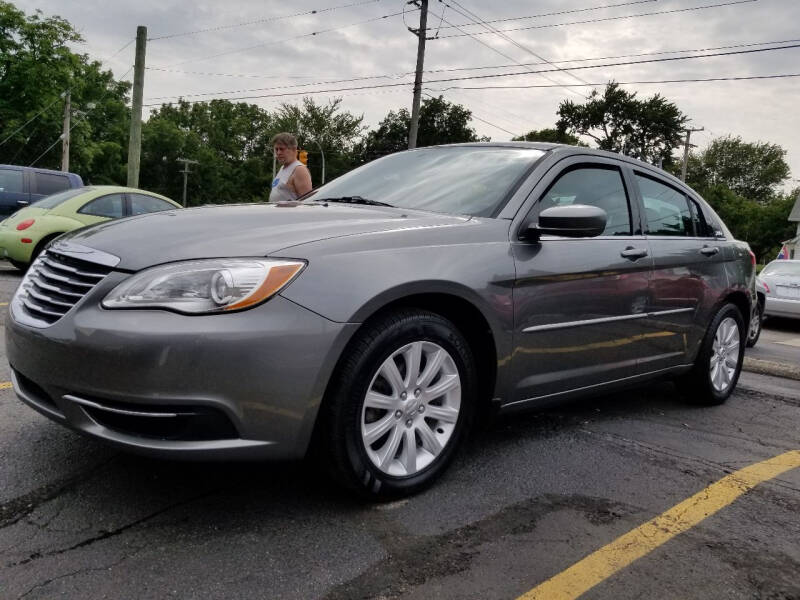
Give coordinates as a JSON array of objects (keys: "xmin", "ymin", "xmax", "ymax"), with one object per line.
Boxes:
[
  {"xmin": 0, "ymin": 302, "xmax": 7, "ymax": 306},
  {"xmin": 518, "ymin": 450, "xmax": 800, "ymax": 600},
  {"xmin": 0, "ymin": 381, "xmax": 12, "ymax": 390}
]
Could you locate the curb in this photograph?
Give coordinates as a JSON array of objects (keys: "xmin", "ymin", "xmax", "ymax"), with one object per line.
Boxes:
[{"xmin": 742, "ymin": 357, "xmax": 800, "ymax": 382}]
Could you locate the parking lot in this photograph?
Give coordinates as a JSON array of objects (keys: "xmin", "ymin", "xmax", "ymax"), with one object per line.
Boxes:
[{"xmin": 1, "ymin": 263, "xmax": 799, "ymax": 600}]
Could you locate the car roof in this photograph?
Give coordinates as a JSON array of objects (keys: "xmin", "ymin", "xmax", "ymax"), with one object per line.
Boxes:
[
  {"xmin": 0, "ymin": 163, "xmax": 81, "ymax": 177},
  {"xmin": 429, "ymin": 142, "xmax": 690, "ymax": 191},
  {"xmin": 74, "ymin": 186, "xmax": 178, "ymax": 204}
]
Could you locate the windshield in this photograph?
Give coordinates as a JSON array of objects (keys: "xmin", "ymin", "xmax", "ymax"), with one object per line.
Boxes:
[
  {"xmin": 761, "ymin": 261, "xmax": 800, "ymax": 276},
  {"xmin": 33, "ymin": 187, "xmax": 87, "ymax": 209},
  {"xmin": 309, "ymin": 147, "xmax": 545, "ymax": 217}
]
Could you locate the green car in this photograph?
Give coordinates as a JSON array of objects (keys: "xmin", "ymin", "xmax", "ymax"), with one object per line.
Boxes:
[{"xmin": 0, "ymin": 186, "xmax": 180, "ymax": 269}]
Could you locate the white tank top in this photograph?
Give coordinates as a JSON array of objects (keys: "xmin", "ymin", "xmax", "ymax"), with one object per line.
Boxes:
[{"xmin": 269, "ymin": 160, "xmax": 303, "ymax": 202}]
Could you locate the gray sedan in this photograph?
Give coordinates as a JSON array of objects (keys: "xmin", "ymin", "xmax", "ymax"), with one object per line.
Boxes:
[
  {"xmin": 760, "ymin": 259, "xmax": 800, "ymax": 319},
  {"xmin": 6, "ymin": 143, "xmax": 753, "ymax": 498}
]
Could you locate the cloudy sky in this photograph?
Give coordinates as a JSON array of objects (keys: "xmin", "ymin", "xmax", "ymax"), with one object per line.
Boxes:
[{"xmin": 16, "ymin": 0, "xmax": 800, "ymax": 182}]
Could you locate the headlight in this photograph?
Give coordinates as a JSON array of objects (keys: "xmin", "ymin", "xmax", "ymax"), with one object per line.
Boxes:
[{"xmin": 102, "ymin": 258, "xmax": 305, "ymax": 314}]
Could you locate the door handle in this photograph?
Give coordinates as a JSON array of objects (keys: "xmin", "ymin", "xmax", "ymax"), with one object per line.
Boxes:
[
  {"xmin": 700, "ymin": 245, "xmax": 720, "ymax": 256},
  {"xmin": 621, "ymin": 247, "xmax": 648, "ymax": 260}
]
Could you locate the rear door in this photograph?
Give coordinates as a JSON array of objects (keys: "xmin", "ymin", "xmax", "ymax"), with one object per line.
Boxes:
[
  {"xmin": 0, "ymin": 167, "xmax": 29, "ymax": 216},
  {"xmin": 634, "ymin": 171, "xmax": 728, "ymax": 369},
  {"xmin": 510, "ymin": 157, "xmax": 654, "ymax": 403}
]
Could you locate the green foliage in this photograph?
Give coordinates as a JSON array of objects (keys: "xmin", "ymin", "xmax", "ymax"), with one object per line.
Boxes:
[
  {"xmin": 358, "ymin": 95, "xmax": 487, "ymax": 161},
  {"xmin": 511, "ymin": 128, "xmax": 585, "ymax": 146},
  {"xmin": 556, "ymin": 82, "xmax": 687, "ymax": 166},
  {"xmin": 685, "ymin": 136, "xmax": 790, "ymax": 203},
  {"xmin": 701, "ymin": 184, "xmax": 797, "ymax": 262},
  {"xmin": 0, "ymin": 2, "xmax": 130, "ymax": 182}
]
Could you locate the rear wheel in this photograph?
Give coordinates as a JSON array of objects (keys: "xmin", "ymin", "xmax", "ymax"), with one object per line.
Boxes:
[
  {"xmin": 677, "ymin": 303, "xmax": 744, "ymax": 405},
  {"xmin": 320, "ymin": 309, "xmax": 476, "ymax": 499},
  {"xmin": 746, "ymin": 298, "xmax": 763, "ymax": 348}
]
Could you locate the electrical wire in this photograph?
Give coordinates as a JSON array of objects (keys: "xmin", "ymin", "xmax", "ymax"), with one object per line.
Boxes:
[
  {"xmin": 145, "ymin": 42, "xmax": 800, "ymax": 102},
  {"xmin": 0, "ymin": 93, "xmax": 67, "ymax": 148},
  {"xmin": 437, "ymin": 0, "xmax": 759, "ymax": 39},
  {"xmin": 422, "ymin": 91, "xmax": 521, "ymax": 137},
  {"xmin": 162, "ymin": 7, "xmax": 414, "ymax": 67},
  {"xmin": 143, "ymin": 36, "xmax": 800, "ymax": 82},
  {"xmin": 148, "ymin": 0, "xmax": 384, "ymax": 41},
  {"xmin": 435, "ymin": 0, "xmax": 658, "ymax": 30},
  {"xmin": 144, "ymin": 69, "xmax": 800, "ymax": 108},
  {"xmin": 28, "ymin": 115, "xmax": 86, "ymax": 167}
]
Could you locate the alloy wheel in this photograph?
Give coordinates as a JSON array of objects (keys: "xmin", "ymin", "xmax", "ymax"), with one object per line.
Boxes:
[
  {"xmin": 709, "ymin": 317, "xmax": 740, "ymax": 393},
  {"xmin": 360, "ymin": 341, "xmax": 461, "ymax": 477}
]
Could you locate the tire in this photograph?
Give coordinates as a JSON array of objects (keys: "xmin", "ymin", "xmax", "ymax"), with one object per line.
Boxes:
[
  {"xmin": 677, "ymin": 303, "xmax": 745, "ymax": 406},
  {"xmin": 319, "ymin": 309, "xmax": 477, "ymax": 499},
  {"xmin": 745, "ymin": 298, "xmax": 763, "ymax": 348}
]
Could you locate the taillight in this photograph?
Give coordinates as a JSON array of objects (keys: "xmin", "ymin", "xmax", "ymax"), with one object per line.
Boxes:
[
  {"xmin": 16, "ymin": 219, "xmax": 35, "ymax": 231},
  {"xmin": 762, "ymin": 281, "xmax": 770, "ymax": 293},
  {"xmin": 747, "ymin": 249, "xmax": 756, "ymax": 266}
]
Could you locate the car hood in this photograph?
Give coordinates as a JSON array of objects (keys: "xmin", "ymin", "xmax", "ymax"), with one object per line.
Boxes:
[{"xmin": 54, "ymin": 202, "xmax": 470, "ymax": 270}]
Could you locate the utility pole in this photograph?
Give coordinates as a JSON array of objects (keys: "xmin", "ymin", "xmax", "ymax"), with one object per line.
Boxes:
[
  {"xmin": 681, "ymin": 127, "xmax": 704, "ymax": 181},
  {"xmin": 61, "ymin": 91, "xmax": 71, "ymax": 172},
  {"xmin": 127, "ymin": 26, "xmax": 147, "ymax": 188},
  {"xmin": 407, "ymin": 0, "xmax": 428, "ymax": 150},
  {"xmin": 176, "ymin": 158, "xmax": 199, "ymax": 207}
]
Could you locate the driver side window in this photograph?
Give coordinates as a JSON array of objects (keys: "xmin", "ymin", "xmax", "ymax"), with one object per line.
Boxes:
[{"xmin": 534, "ymin": 166, "xmax": 632, "ymax": 236}]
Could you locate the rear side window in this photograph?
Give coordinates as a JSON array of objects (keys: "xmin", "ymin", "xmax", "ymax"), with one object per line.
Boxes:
[
  {"xmin": 35, "ymin": 172, "xmax": 71, "ymax": 196},
  {"xmin": 537, "ymin": 166, "xmax": 632, "ymax": 236},
  {"xmin": 129, "ymin": 194, "xmax": 175, "ymax": 216},
  {"xmin": 0, "ymin": 168, "xmax": 24, "ymax": 193},
  {"xmin": 637, "ymin": 174, "xmax": 694, "ymax": 237},
  {"xmin": 78, "ymin": 194, "xmax": 125, "ymax": 218}
]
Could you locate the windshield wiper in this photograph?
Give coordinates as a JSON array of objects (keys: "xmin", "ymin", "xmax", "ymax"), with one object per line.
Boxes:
[{"xmin": 315, "ymin": 196, "xmax": 394, "ymax": 207}]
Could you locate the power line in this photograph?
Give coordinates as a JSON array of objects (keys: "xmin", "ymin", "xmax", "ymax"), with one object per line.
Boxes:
[
  {"xmin": 430, "ymin": 72, "xmax": 800, "ymax": 92},
  {"xmin": 443, "ymin": 0, "xmax": 593, "ymax": 90},
  {"xmin": 148, "ymin": 0, "xmax": 384, "ymax": 41},
  {"xmin": 434, "ymin": 0, "xmax": 658, "ymax": 30},
  {"xmin": 425, "ymin": 5, "xmax": 586, "ymax": 98},
  {"xmin": 144, "ymin": 69, "xmax": 800, "ymax": 108},
  {"xmin": 143, "ymin": 36, "xmax": 800, "ymax": 82},
  {"xmin": 145, "ymin": 42, "xmax": 800, "ymax": 103},
  {"xmin": 437, "ymin": 0, "xmax": 759, "ymax": 39},
  {"xmin": 0, "ymin": 92, "xmax": 67, "ymax": 148},
  {"xmin": 162, "ymin": 7, "xmax": 414, "ymax": 67},
  {"xmin": 28, "ymin": 114, "xmax": 86, "ymax": 168}
]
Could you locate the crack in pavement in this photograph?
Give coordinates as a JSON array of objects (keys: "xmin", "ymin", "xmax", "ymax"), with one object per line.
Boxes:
[
  {"xmin": 16, "ymin": 544, "xmax": 146, "ymax": 599},
  {"xmin": 0, "ymin": 456, "xmax": 118, "ymax": 531},
  {"xmin": 5, "ymin": 483, "xmax": 240, "ymax": 569},
  {"xmin": 322, "ymin": 494, "xmax": 635, "ymax": 600}
]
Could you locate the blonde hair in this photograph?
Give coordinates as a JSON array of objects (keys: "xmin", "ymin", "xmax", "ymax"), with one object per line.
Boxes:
[{"xmin": 270, "ymin": 132, "xmax": 298, "ymax": 148}]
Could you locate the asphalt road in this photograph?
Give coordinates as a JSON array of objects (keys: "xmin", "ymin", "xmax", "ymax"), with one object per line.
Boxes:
[
  {"xmin": 1, "ymin": 264, "xmax": 799, "ymax": 600},
  {"xmin": 748, "ymin": 316, "xmax": 800, "ymax": 366}
]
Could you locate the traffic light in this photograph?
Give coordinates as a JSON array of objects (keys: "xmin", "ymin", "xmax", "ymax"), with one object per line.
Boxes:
[{"xmin": 298, "ymin": 150, "xmax": 308, "ymax": 165}]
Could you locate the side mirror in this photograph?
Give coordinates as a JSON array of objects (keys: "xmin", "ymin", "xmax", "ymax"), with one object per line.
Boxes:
[{"xmin": 522, "ymin": 204, "xmax": 607, "ymax": 241}]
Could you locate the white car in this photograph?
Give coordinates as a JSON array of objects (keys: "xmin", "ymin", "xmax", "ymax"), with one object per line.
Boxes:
[{"xmin": 760, "ymin": 260, "xmax": 800, "ymax": 320}]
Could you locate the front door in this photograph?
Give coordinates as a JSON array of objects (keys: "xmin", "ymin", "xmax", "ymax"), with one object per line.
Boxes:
[{"xmin": 510, "ymin": 160, "xmax": 653, "ymax": 404}]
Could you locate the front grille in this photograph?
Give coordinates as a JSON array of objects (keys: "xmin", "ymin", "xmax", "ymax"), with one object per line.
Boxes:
[{"xmin": 17, "ymin": 250, "xmax": 112, "ymax": 325}]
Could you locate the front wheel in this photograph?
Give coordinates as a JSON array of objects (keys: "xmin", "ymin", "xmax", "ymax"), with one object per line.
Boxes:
[
  {"xmin": 319, "ymin": 309, "xmax": 476, "ymax": 499},
  {"xmin": 746, "ymin": 299, "xmax": 763, "ymax": 348},
  {"xmin": 677, "ymin": 303, "xmax": 744, "ymax": 405}
]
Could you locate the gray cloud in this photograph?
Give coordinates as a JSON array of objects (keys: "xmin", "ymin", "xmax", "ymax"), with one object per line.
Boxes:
[{"xmin": 16, "ymin": 0, "xmax": 800, "ymax": 181}]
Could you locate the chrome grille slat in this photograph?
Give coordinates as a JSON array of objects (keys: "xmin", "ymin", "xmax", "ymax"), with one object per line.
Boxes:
[
  {"xmin": 39, "ymin": 256, "xmax": 106, "ymax": 280},
  {"xmin": 28, "ymin": 276, "xmax": 84, "ymax": 298},
  {"xmin": 15, "ymin": 249, "xmax": 113, "ymax": 326}
]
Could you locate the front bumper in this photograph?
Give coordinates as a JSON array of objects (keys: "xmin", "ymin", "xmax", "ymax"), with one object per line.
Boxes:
[
  {"xmin": 7, "ymin": 270, "xmax": 358, "ymax": 460},
  {"xmin": 764, "ymin": 295, "xmax": 800, "ymax": 319}
]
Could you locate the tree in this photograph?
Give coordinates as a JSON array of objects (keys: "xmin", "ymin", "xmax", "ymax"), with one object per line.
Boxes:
[
  {"xmin": 358, "ymin": 96, "xmax": 487, "ymax": 162},
  {"xmin": 556, "ymin": 82, "xmax": 688, "ymax": 166},
  {"xmin": 512, "ymin": 127, "xmax": 585, "ymax": 146},
  {"xmin": 685, "ymin": 136, "xmax": 790, "ymax": 203},
  {"xmin": 0, "ymin": 2, "xmax": 130, "ymax": 182}
]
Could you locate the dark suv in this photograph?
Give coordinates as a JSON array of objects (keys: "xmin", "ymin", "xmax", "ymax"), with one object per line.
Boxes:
[{"xmin": 0, "ymin": 164, "xmax": 83, "ymax": 216}]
